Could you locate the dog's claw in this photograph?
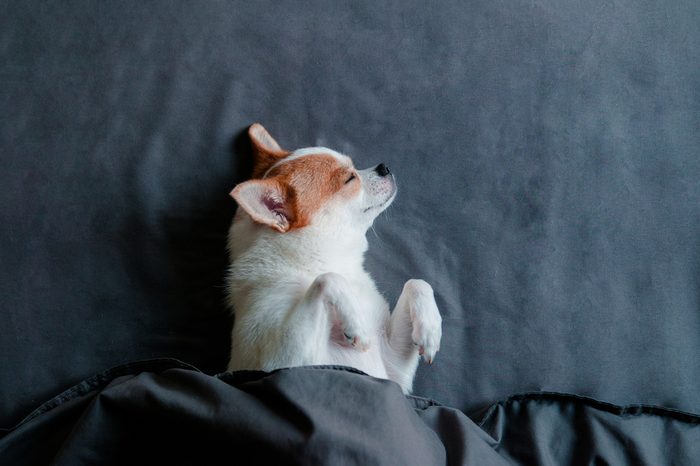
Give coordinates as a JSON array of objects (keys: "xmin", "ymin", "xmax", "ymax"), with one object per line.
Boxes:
[
  {"xmin": 344, "ymin": 332, "xmax": 358, "ymax": 346},
  {"xmin": 344, "ymin": 332, "xmax": 367, "ymax": 351}
]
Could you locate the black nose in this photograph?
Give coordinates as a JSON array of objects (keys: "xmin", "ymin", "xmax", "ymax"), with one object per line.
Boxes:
[{"xmin": 375, "ymin": 163, "xmax": 391, "ymax": 177}]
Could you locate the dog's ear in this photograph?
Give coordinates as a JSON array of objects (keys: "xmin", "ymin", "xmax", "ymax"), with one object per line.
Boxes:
[
  {"xmin": 248, "ymin": 123, "xmax": 290, "ymax": 178},
  {"xmin": 230, "ymin": 178, "xmax": 294, "ymax": 232}
]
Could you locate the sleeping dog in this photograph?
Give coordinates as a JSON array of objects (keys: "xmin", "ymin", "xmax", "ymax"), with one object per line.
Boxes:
[{"xmin": 225, "ymin": 124, "xmax": 442, "ymax": 393}]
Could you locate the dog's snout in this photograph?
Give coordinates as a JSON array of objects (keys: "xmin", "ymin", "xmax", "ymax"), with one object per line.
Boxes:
[{"xmin": 375, "ymin": 163, "xmax": 391, "ymax": 177}]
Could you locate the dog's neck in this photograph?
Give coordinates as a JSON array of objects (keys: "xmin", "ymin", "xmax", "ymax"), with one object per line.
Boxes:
[{"xmin": 229, "ymin": 214, "xmax": 369, "ymax": 279}]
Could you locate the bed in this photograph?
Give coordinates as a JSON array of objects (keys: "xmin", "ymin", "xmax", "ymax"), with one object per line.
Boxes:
[{"xmin": 2, "ymin": 1, "xmax": 699, "ymax": 464}]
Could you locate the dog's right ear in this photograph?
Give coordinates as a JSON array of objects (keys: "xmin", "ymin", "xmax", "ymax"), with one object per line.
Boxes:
[
  {"xmin": 230, "ymin": 178, "xmax": 294, "ymax": 232},
  {"xmin": 248, "ymin": 123, "xmax": 290, "ymax": 178}
]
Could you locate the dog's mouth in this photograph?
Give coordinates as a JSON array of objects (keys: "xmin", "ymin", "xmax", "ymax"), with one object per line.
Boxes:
[{"xmin": 362, "ymin": 190, "xmax": 396, "ymax": 213}]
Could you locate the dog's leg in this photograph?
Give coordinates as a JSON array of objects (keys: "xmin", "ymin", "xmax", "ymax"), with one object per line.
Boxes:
[
  {"xmin": 312, "ymin": 272, "xmax": 370, "ymax": 350},
  {"xmin": 384, "ymin": 279, "xmax": 442, "ymax": 393},
  {"xmin": 279, "ymin": 272, "xmax": 370, "ymax": 366}
]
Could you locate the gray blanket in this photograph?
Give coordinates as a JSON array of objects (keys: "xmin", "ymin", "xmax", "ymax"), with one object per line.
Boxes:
[{"xmin": 1, "ymin": 362, "xmax": 698, "ymax": 465}]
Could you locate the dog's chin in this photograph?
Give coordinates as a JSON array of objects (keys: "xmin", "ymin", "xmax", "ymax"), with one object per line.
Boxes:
[{"xmin": 363, "ymin": 190, "xmax": 396, "ymax": 215}]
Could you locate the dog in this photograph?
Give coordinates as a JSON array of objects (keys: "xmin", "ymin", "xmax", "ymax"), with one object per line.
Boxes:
[{"xmin": 225, "ymin": 123, "xmax": 442, "ymax": 393}]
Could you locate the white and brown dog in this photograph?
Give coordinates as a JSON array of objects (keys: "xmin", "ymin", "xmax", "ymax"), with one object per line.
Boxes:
[{"xmin": 226, "ymin": 124, "xmax": 442, "ymax": 393}]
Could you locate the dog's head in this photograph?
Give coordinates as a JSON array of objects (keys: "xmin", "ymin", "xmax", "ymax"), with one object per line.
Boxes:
[{"xmin": 230, "ymin": 124, "xmax": 396, "ymax": 234}]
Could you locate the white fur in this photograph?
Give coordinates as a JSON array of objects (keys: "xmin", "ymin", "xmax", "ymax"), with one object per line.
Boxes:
[{"xmin": 226, "ymin": 147, "xmax": 442, "ymax": 393}]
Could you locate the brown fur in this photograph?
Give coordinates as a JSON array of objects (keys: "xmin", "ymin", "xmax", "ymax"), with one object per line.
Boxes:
[
  {"xmin": 237, "ymin": 123, "xmax": 360, "ymax": 232},
  {"xmin": 267, "ymin": 154, "xmax": 359, "ymax": 230},
  {"xmin": 249, "ymin": 123, "xmax": 289, "ymax": 178}
]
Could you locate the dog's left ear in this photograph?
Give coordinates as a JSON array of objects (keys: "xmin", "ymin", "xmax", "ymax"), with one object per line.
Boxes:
[
  {"xmin": 248, "ymin": 123, "xmax": 290, "ymax": 178},
  {"xmin": 230, "ymin": 178, "xmax": 294, "ymax": 232}
]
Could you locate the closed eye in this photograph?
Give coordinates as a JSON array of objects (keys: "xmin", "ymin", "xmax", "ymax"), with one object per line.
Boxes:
[{"xmin": 345, "ymin": 173, "xmax": 356, "ymax": 184}]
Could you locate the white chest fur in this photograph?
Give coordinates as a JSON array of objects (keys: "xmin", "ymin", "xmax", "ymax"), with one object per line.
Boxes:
[{"xmin": 226, "ymin": 215, "xmax": 391, "ymax": 380}]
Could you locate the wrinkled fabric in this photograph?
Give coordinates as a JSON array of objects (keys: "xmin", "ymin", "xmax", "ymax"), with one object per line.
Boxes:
[
  {"xmin": 1, "ymin": 363, "xmax": 698, "ymax": 466},
  {"xmin": 479, "ymin": 394, "xmax": 700, "ymax": 465}
]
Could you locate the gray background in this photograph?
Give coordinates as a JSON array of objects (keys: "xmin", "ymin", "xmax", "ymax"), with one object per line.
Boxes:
[{"xmin": 1, "ymin": 0, "xmax": 699, "ymax": 427}]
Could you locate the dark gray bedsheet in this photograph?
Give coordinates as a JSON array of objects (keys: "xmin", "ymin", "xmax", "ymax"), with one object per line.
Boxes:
[{"xmin": 2, "ymin": 0, "xmax": 700, "ymax": 432}]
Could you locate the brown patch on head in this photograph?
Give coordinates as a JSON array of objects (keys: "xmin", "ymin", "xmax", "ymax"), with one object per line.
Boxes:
[
  {"xmin": 233, "ymin": 124, "xmax": 361, "ymax": 232},
  {"xmin": 266, "ymin": 153, "xmax": 359, "ymax": 230}
]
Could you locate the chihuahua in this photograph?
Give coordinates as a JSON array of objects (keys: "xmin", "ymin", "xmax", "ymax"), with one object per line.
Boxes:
[{"xmin": 225, "ymin": 124, "xmax": 442, "ymax": 393}]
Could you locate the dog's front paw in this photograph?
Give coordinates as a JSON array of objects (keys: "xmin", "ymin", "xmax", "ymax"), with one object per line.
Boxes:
[
  {"xmin": 315, "ymin": 272, "xmax": 371, "ymax": 352},
  {"xmin": 403, "ymin": 279, "xmax": 442, "ymax": 364},
  {"xmin": 338, "ymin": 312, "xmax": 371, "ymax": 353},
  {"xmin": 341, "ymin": 331, "xmax": 370, "ymax": 351}
]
